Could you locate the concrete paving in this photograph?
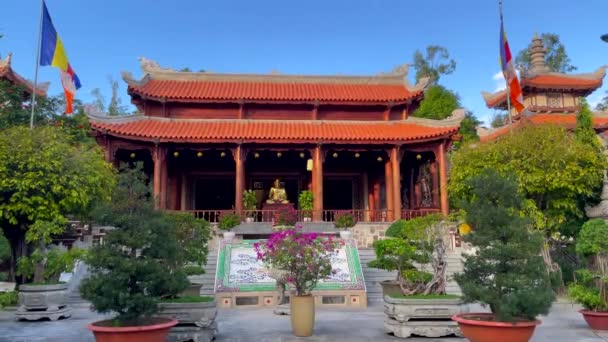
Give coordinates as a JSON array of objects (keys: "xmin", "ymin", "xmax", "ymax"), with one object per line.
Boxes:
[{"xmin": 0, "ymin": 303, "xmax": 606, "ymax": 342}]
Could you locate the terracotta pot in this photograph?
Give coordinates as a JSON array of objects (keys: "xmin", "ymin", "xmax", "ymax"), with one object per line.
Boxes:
[
  {"xmin": 379, "ymin": 280, "xmax": 404, "ymax": 297},
  {"xmin": 452, "ymin": 313, "xmax": 540, "ymax": 342},
  {"xmin": 88, "ymin": 317, "xmax": 177, "ymax": 342},
  {"xmin": 580, "ymin": 310, "xmax": 608, "ymax": 330},
  {"xmin": 290, "ymin": 295, "xmax": 315, "ymax": 337}
]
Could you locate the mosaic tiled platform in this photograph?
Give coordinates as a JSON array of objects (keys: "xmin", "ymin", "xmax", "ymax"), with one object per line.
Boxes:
[{"xmin": 214, "ymin": 239, "xmax": 367, "ymax": 308}]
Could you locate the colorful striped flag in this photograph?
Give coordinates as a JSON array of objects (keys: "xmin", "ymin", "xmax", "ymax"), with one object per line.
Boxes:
[
  {"xmin": 40, "ymin": 1, "xmax": 81, "ymax": 114},
  {"xmin": 499, "ymin": 20, "xmax": 524, "ymax": 113}
]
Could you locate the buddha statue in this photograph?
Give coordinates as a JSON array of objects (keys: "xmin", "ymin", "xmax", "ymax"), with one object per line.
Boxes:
[{"xmin": 267, "ymin": 178, "xmax": 289, "ymax": 204}]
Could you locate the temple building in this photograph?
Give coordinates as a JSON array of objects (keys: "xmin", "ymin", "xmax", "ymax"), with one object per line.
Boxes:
[
  {"xmin": 478, "ymin": 35, "xmax": 608, "ymax": 142},
  {"xmin": 88, "ymin": 58, "xmax": 464, "ymax": 223},
  {"xmin": 0, "ymin": 53, "xmax": 48, "ymax": 97}
]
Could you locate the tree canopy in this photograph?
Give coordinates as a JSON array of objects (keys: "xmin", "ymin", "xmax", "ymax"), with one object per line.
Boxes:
[
  {"xmin": 450, "ymin": 125, "xmax": 605, "ymax": 236},
  {"xmin": 575, "ymin": 99, "xmax": 600, "ymax": 150},
  {"xmin": 412, "ymin": 85, "xmax": 460, "ymax": 120},
  {"xmin": 412, "ymin": 45, "xmax": 456, "ymax": 84},
  {"xmin": 515, "ymin": 33, "xmax": 576, "ymax": 73}
]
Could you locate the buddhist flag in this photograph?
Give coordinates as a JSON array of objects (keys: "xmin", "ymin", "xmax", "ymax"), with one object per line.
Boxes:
[
  {"xmin": 499, "ymin": 20, "xmax": 524, "ymax": 113},
  {"xmin": 40, "ymin": 1, "xmax": 81, "ymax": 114}
]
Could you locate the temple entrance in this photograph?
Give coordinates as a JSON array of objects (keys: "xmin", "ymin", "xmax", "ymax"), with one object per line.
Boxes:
[
  {"xmin": 323, "ymin": 178, "xmax": 354, "ymax": 210},
  {"xmin": 194, "ymin": 177, "xmax": 236, "ymax": 210}
]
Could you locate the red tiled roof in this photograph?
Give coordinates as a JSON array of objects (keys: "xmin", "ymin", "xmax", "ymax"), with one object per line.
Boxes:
[
  {"xmin": 91, "ymin": 118, "xmax": 458, "ymax": 143},
  {"xmin": 528, "ymin": 114, "xmax": 608, "ymax": 127},
  {"xmin": 128, "ymin": 79, "xmax": 420, "ymax": 103},
  {"xmin": 0, "ymin": 64, "xmax": 47, "ymax": 97},
  {"xmin": 525, "ymin": 75, "xmax": 603, "ymax": 89}
]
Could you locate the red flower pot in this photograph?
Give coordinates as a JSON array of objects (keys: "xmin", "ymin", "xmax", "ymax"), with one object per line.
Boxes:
[
  {"xmin": 88, "ymin": 317, "xmax": 177, "ymax": 342},
  {"xmin": 452, "ymin": 313, "xmax": 540, "ymax": 342},
  {"xmin": 580, "ymin": 310, "xmax": 608, "ymax": 330}
]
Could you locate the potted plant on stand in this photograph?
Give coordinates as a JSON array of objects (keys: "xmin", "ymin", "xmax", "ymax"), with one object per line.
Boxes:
[
  {"xmin": 254, "ymin": 225, "xmax": 341, "ymax": 337},
  {"xmin": 81, "ymin": 165, "xmax": 189, "ymax": 342},
  {"xmin": 218, "ymin": 212, "xmax": 241, "ymax": 240},
  {"xmin": 298, "ymin": 190, "xmax": 314, "ymax": 222},
  {"xmin": 568, "ymin": 218, "xmax": 608, "ymax": 330},
  {"xmin": 15, "ymin": 245, "xmax": 85, "ymax": 321},
  {"xmin": 333, "ymin": 212, "xmax": 355, "ymax": 239},
  {"xmin": 243, "ymin": 190, "xmax": 258, "ymax": 223},
  {"xmin": 452, "ymin": 169, "xmax": 554, "ymax": 342}
]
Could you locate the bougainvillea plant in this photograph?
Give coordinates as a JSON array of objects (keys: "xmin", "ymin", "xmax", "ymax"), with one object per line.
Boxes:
[{"xmin": 254, "ymin": 225, "xmax": 342, "ymax": 296}]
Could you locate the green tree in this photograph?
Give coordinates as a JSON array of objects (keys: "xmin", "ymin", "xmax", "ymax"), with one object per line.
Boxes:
[
  {"xmin": 458, "ymin": 111, "xmax": 481, "ymax": 146},
  {"xmin": 90, "ymin": 76, "xmax": 127, "ymax": 116},
  {"xmin": 576, "ymin": 99, "xmax": 600, "ymax": 150},
  {"xmin": 596, "ymin": 91, "xmax": 608, "ymax": 111},
  {"xmin": 0, "ymin": 80, "xmax": 66, "ymax": 129},
  {"xmin": 412, "ymin": 85, "xmax": 460, "ymax": 120},
  {"xmin": 490, "ymin": 111, "xmax": 508, "ymax": 128},
  {"xmin": 455, "ymin": 169, "xmax": 554, "ymax": 322},
  {"xmin": 0, "ymin": 126, "xmax": 115, "ymax": 281},
  {"xmin": 515, "ymin": 33, "xmax": 577, "ymax": 73},
  {"xmin": 412, "ymin": 45, "xmax": 456, "ymax": 84}
]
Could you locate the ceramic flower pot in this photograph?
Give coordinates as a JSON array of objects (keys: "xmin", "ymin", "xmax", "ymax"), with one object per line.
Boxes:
[
  {"xmin": 88, "ymin": 317, "xmax": 177, "ymax": 342},
  {"xmin": 579, "ymin": 310, "xmax": 608, "ymax": 330},
  {"xmin": 452, "ymin": 313, "xmax": 540, "ymax": 342},
  {"xmin": 290, "ymin": 295, "xmax": 315, "ymax": 337}
]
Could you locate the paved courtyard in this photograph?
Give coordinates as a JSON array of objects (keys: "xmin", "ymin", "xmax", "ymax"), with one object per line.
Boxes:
[{"xmin": 0, "ymin": 302, "xmax": 606, "ymax": 342}]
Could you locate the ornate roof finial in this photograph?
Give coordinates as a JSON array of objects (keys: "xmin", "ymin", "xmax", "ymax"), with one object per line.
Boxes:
[{"xmin": 529, "ymin": 35, "xmax": 550, "ymax": 74}]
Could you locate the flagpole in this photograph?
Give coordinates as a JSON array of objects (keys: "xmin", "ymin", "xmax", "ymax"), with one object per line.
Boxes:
[
  {"xmin": 499, "ymin": 0, "xmax": 513, "ymax": 131},
  {"xmin": 30, "ymin": 0, "xmax": 45, "ymax": 130}
]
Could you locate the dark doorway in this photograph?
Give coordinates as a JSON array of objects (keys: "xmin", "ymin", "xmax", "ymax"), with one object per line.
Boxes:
[
  {"xmin": 323, "ymin": 179, "xmax": 353, "ymax": 210},
  {"xmin": 194, "ymin": 178, "xmax": 235, "ymax": 210}
]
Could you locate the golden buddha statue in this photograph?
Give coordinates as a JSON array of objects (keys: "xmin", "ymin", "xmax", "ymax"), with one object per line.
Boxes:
[{"xmin": 267, "ymin": 178, "xmax": 289, "ymax": 204}]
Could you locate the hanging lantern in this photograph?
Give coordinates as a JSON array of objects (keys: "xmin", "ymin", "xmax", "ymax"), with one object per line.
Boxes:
[
  {"xmin": 197, "ymin": 151, "xmax": 203, "ymax": 157},
  {"xmin": 173, "ymin": 151, "xmax": 180, "ymax": 157},
  {"xmin": 277, "ymin": 152, "xmax": 282, "ymax": 158},
  {"xmin": 377, "ymin": 156, "xmax": 383, "ymax": 162},
  {"xmin": 416, "ymin": 154, "xmax": 422, "ymax": 160},
  {"xmin": 129, "ymin": 152, "xmax": 136, "ymax": 159},
  {"xmin": 254, "ymin": 152, "xmax": 260, "ymax": 158},
  {"xmin": 354, "ymin": 152, "xmax": 360, "ymax": 158},
  {"xmin": 299, "ymin": 152, "xmax": 305, "ymax": 158},
  {"xmin": 220, "ymin": 151, "xmax": 226, "ymax": 158},
  {"xmin": 306, "ymin": 159, "xmax": 313, "ymax": 171},
  {"xmin": 332, "ymin": 152, "xmax": 338, "ymax": 158}
]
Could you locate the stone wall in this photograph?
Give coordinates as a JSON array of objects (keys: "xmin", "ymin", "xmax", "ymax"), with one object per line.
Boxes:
[{"xmin": 351, "ymin": 223, "xmax": 392, "ymax": 249}]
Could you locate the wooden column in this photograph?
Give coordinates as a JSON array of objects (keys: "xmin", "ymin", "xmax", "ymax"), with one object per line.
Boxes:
[
  {"xmin": 438, "ymin": 142, "xmax": 449, "ymax": 216},
  {"xmin": 430, "ymin": 160, "xmax": 439, "ymax": 208},
  {"xmin": 234, "ymin": 145, "xmax": 245, "ymax": 215},
  {"xmin": 362, "ymin": 172, "xmax": 369, "ymax": 222},
  {"xmin": 160, "ymin": 151, "xmax": 168, "ymax": 209},
  {"xmin": 312, "ymin": 145, "xmax": 324, "ymax": 222},
  {"xmin": 153, "ymin": 145, "xmax": 166, "ymax": 209},
  {"xmin": 180, "ymin": 173, "xmax": 188, "ymax": 210},
  {"xmin": 104, "ymin": 137, "xmax": 114, "ymax": 164},
  {"xmin": 390, "ymin": 147, "xmax": 402, "ymax": 220},
  {"xmin": 385, "ymin": 159, "xmax": 394, "ymax": 221}
]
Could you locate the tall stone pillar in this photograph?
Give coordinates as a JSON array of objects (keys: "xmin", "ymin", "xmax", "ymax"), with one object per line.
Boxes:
[
  {"xmin": 312, "ymin": 145, "xmax": 324, "ymax": 222},
  {"xmin": 385, "ymin": 159, "xmax": 394, "ymax": 221},
  {"xmin": 438, "ymin": 142, "xmax": 449, "ymax": 216},
  {"xmin": 390, "ymin": 147, "xmax": 402, "ymax": 220},
  {"xmin": 234, "ymin": 145, "xmax": 245, "ymax": 215}
]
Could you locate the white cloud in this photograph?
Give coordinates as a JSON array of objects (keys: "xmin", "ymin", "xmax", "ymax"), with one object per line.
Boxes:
[{"xmin": 492, "ymin": 71, "xmax": 506, "ymax": 92}]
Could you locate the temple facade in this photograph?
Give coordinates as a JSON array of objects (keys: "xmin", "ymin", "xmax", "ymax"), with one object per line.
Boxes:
[
  {"xmin": 88, "ymin": 59, "xmax": 464, "ymax": 223},
  {"xmin": 479, "ymin": 35, "xmax": 607, "ymax": 142}
]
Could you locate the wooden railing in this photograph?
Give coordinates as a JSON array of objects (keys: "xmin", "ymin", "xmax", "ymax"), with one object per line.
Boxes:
[{"xmin": 182, "ymin": 208, "xmax": 439, "ymax": 224}]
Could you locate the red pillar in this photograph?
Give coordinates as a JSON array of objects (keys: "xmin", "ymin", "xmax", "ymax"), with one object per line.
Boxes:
[
  {"xmin": 234, "ymin": 145, "xmax": 245, "ymax": 215},
  {"xmin": 391, "ymin": 147, "xmax": 402, "ymax": 220},
  {"xmin": 430, "ymin": 160, "xmax": 439, "ymax": 208},
  {"xmin": 385, "ymin": 159, "xmax": 394, "ymax": 221},
  {"xmin": 438, "ymin": 142, "xmax": 449, "ymax": 216},
  {"xmin": 153, "ymin": 145, "xmax": 166, "ymax": 209},
  {"xmin": 312, "ymin": 145, "xmax": 324, "ymax": 222}
]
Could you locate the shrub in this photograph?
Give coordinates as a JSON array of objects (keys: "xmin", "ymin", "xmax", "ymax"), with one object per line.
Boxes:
[
  {"xmin": 182, "ymin": 265, "xmax": 205, "ymax": 276},
  {"xmin": 16, "ymin": 246, "xmax": 85, "ymax": 284},
  {"xmin": 275, "ymin": 208, "xmax": 297, "ymax": 227},
  {"xmin": 218, "ymin": 212, "xmax": 241, "ymax": 231},
  {"xmin": 298, "ymin": 191, "xmax": 314, "ymax": 218},
  {"xmin": 454, "ymin": 169, "xmax": 554, "ymax": 322},
  {"xmin": 333, "ymin": 212, "xmax": 355, "ymax": 230},
  {"xmin": 568, "ymin": 219, "xmax": 608, "ymax": 311},
  {"xmin": 0, "ymin": 291, "xmax": 17, "ymax": 309},
  {"xmin": 243, "ymin": 190, "xmax": 257, "ymax": 215},
  {"xmin": 386, "ymin": 214, "xmax": 442, "ymax": 238},
  {"xmin": 165, "ymin": 212, "xmax": 210, "ymax": 269}
]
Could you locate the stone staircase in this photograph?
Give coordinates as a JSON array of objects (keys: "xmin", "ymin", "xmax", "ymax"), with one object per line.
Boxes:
[{"xmin": 189, "ymin": 250, "xmax": 218, "ymax": 297}]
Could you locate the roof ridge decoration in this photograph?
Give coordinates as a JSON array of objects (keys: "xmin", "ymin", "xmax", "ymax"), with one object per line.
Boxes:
[
  {"xmin": 121, "ymin": 57, "xmax": 428, "ymax": 90},
  {"xmin": 0, "ymin": 52, "xmax": 49, "ymax": 96},
  {"xmin": 0, "ymin": 52, "xmax": 13, "ymax": 67}
]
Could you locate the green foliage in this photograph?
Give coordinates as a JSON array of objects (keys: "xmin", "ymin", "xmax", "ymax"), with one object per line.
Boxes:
[
  {"xmin": 412, "ymin": 85, "xmax": 460, "ymax": 120},
  {"xmin": 218, "ymin": 212, "xmax": 241, "ymax": 230},
  {"xmin": 577, "ymin": 219, "xmax": 608, "ymax": 256},
  {"xmin": 333, "ymin": 212, "xmax": 355, "ymax": 230},
  {"xmin": 568, "ymin": 269, "xmax": 608, "ymax": 311},
  {"xmin": 576, "ymin": 99, "xmax": 600, "ymax": 150},
  {"xmin": 80, "ymin": 165, "xmax": 189, "ymax": 325},
  {"xmin": 457, "ymin": 111, "xmax": 481, "ymax": 147},
  {"xmin": 449, "ymin": 125, "xmax": 605, "ymax": 236},
  {"xmin": 454, "ymin": 169, "xmax": 554, "ymax": 322},
  {"xmin": 515, "ymin": 33, "xmax": 577, "ymax": 73},
  {"xmin": 243, "ymin": 190, "xmax": 257, "ymax": 212},
  {"xmin": 386, "ymin": 214, "xmax": 442, "ymax": 239},
  {"xmin": 165, "ymin": 212, "xmax": 210, "ymax": 268},
  {"xmin": 181, "ymin": 265, "xmax": 205, "ymax": 276},
  {"xmin": 298, "ymin": 190, "xmax": 314, "ymax": 217},
  {"xmin": 412, "ymin": 45, "xmax": 456, "ymax": 83},
  {"xmin": 0, "ymin": 291, "xmax": 17, "ymax": 309},
  {"xmin": 490, "ymin": 111, "xmax": 508, "ymax": 128},
  {"xmin": 597, "ymin": 91, "xmax": 608, "ymax": 111},
  {"xmin": 275, "ymin": 208, "xmax": 297, "ymax": 227},
  {"xmin": 0, "ymin": 231, "xmax": 9, "ymax": 264},
  {"xmin": 16, "ymin": 246, "xmax": 85, "ymax": 284}
]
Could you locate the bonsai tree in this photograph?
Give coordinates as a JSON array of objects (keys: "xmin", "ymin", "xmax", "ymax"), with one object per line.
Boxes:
[
  {"xmin": 243, "ymin": 190, "xmax": 258, "ymax": 219},
  {"xmin": 218, "ymin": 212, "xmax": 241, "ymax": 231},
  {"xmin": 164, "ymin": 211, "xmax": 210, "ymax": 280},
  {"xmin": 333, "ymin": 212, "xmax": 355, "ymax": 230},
  {"xmin": 275, "ymin": 208, "xmax": 298, "ymax": 227},
  {"xmin": 16, "ymin": 246, "xmax": 85, "ymax": 284},
  {"xmin": 568, "ymin": 219, "xmax": 608, "ymax": 312},
  {"xmin": 80, "ymin": 164, "xmax": 189, "ymax": 325},
  {"xmin": 454, "ymin": 169, "xmax": 554, "ymax": 322},
  {"xmin": 298, "ymin": 191, "xmax": 314, "ymax": 219}
]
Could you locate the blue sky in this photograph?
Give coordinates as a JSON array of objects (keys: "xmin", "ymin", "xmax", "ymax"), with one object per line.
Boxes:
[{"xmin": 1, "ymin": 0, "xmax": 607, "ymax": 124}]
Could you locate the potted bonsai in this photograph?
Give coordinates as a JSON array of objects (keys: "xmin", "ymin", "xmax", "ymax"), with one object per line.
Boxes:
[
  {"xmin": 333, "ymin": 211, "xmax": 355, "ymax": 239},
  {"xmin": 274, "ymin": 207, "xmax": 298, "ymax": 230},
  {"xmin": 218, "ymin": 212, "xmax": 240, "ymax": 240},
  {"xmin": 243, "ymin": 190, "xmax": 258, "ymax": 223},
  {"xmin": 81, "ymin": 165, "xmax": 189, "ymax": 342},
  {"xmin": 15, "ymin": 245, "xmax": 85, "ymax": 321},
  {"xmin": 298, "ymin": 190, "xmax": 314, "ymax": 222},
  {"xmin": 452, "ymin": 169, "xmax": 554, "ymax": 342},
  {"xmin": 568, "ymin": 218, "xmax": 608, "ymax": 330},
  {"xmin": 254, "ymin": 225, "xmax": 341, "ymax": 337}
]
